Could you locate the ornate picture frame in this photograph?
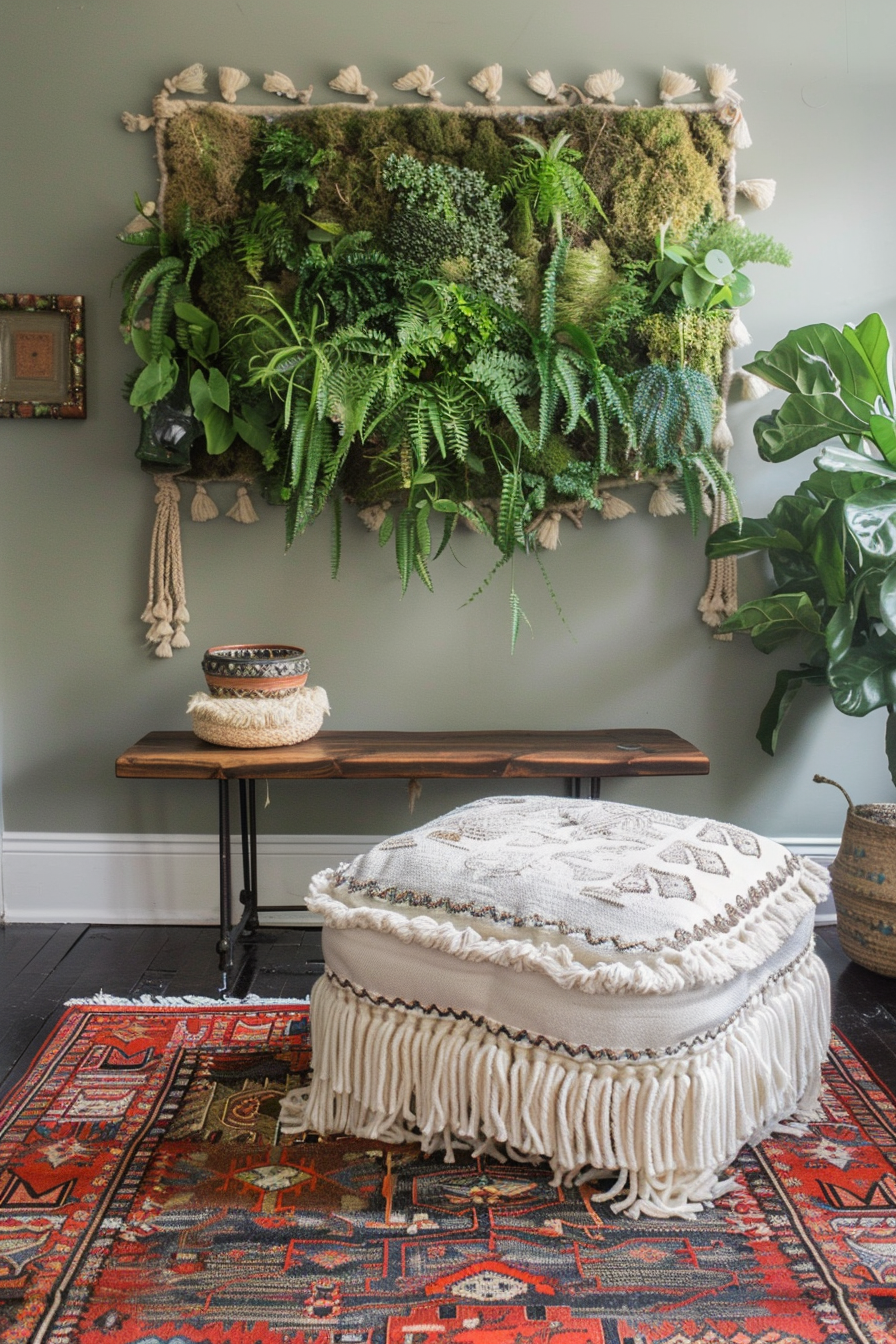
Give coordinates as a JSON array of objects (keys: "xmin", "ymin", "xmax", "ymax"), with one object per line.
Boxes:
[{"xmin": 0, "ymin": 294, "xmax": 85, "ymax": 418}]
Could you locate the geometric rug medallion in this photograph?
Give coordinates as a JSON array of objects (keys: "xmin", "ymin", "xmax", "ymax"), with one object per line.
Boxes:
[{"xmin": 1, "ymin": 1001, "xmax": 894, "ymax": 1343}]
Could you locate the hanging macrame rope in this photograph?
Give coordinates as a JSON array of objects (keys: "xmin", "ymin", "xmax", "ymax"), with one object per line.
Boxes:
[{"xmin": 141, "ymin": 474, "xmax": 190, "ymax": 658}]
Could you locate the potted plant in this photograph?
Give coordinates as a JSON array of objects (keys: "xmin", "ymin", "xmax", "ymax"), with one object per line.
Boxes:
[{"xmin": 707, "ymin": 313, "xmax": 896, "ymax": 973}]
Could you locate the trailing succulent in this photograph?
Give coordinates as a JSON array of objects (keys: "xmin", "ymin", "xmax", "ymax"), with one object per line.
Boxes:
[
  {"xmin": 707, "ymin": 314, "xmax": 896, "ymax": 784},
  {"xmin": 119, "ymin": 106, "xmax": 789, "ymax": 641}
]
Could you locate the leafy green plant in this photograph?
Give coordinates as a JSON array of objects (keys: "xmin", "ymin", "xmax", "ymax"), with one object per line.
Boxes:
[
  {"xmin": 503, "ymin": 132, "xmax": 606, "ymax": 242},
  {"xmin": 256, "ymin": 123, "xmax": 329, "ymax": 204},
  {"xmin": 651, "ymin": 220, "xmax": 755, "ymax": 310},
  {"xmin": 707, "ymin": 313, "xmax": 896, "ymax": 781}
]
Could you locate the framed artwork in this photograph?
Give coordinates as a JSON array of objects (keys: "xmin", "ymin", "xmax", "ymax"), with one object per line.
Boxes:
[{"xmin": 0, "ymin": 294, "xmax": 85, "ymax": 418}]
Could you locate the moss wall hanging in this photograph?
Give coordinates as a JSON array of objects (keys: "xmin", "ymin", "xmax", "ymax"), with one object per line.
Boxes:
[{"xmin": 120, "ymin": 61, "xmax": 788, "ymax": 654}]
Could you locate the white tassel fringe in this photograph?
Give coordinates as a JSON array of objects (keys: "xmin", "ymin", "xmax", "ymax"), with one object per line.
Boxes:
[
  {"xmin": 227, "ymin": 485, "xmax": 259, "ymax": 523},
  {"xmin": 599, "ymin": 490, "xmax": 636, "ymax": 520},
  {"xmin": 659, "ymin": 68, "xmax": 699, "ymax": 103},
  {"xmin": 584, "ymin": 69, "xmax": 625, "ymax": 103},
  {"xmin": 468, "ymin": 64, "xmax": 503, "ymax": 104},
  {"xmin": 648, "ymin": 481, "xmax": 686, "ymax": 517},
  {"xmin": 288, "ymin": 949, "xmax": 830, "ymax": 1219},
  {"xmin": 263, "ymin": 72, "xmax": 313, "ymax": 103},
  {"xmin": 737, "ymin": 177, "xmax": 776, "ymax": 210},
  {"xmin": 191, "ymin": 482, "xmax": 219, "ymax": 521},
  {"xmin": 735, "ymin": 370, "xmax": 773, "ymax": 400}
]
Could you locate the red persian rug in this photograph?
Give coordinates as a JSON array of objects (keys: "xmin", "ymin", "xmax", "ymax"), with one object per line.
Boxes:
[{"xmin": 1, "ymin": 1001, "xmax": 895, "ymax": 1344}]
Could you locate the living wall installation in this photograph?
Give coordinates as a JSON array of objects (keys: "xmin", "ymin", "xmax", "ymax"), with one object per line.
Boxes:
[{"xmin": 120, "ymin": 62, "xmax": 788, "ymax": 652}]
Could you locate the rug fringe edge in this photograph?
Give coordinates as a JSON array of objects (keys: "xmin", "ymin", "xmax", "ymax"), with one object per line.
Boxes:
[{"xmin": 64, "ymin": 993, "xmax": 311, "ymax": 1006}]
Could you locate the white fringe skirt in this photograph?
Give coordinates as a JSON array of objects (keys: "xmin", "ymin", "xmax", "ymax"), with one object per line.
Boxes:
[{"xmin": 281, "ymin": 943, "xmax": 831, "ymax": 1221}]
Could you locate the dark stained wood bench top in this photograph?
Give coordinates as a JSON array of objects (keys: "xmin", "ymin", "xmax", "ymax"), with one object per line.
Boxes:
[{"xmin": 116, "ymin": 729, "xmax": 709, "ymax": 782}]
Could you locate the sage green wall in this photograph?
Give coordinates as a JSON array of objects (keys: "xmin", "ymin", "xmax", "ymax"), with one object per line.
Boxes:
[{"xmin": 0, "ymin": 0, "xmax": 893, "ymax": 841}]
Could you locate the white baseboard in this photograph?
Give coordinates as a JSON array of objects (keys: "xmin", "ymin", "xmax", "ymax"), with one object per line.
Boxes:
[{"xmin": 0, "ymin": 832, "xmax": 839, "ymax": 927}]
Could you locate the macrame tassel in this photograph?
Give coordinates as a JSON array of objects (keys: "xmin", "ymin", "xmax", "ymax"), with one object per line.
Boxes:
[
  {"xmin": 263, "ymin": 71, "xmax": 312, "ymax": 102},
  {"xmin": 143, "ymin": 474, "xmax": 190, "ymax": 658},
  {"xmin": 191, "ymin": 482, "xmax": 219, "ymax": 522},
  {"xmin": 164, "ymin": 63, "xmax": 207, "ymax": 95},
  {"xmin": 705, "ymin": 63, "xmax": 740, "ymax": 105},
  {"xmin": 329, "ymin": 66, "xmax": 378, "ymax": 104},
  {"xmin": 599, "ymin": 491, "xmax": 636, "ymax": 520},
  {"xmin": 723, "ymin": 107, "xmax": 752, "ymax": 149},
  {"xmin": 227, "ymin": 486, "xmax": 259, "ymax": 524},
  {"xmin": 699, "ymin": 492, "xmax": 739, "ymax": 636},
  {"xmin": 358, "ymin": 501, "xmax": 391, "ymax": 531},
  {"xmin": 659, "ymin": 67, "xmax": 699, "ymax": 103},
  {"xmin": 533, "ymin": 509, "xmax": 562, "ymax": 550},
  {"xmin": 121, "ymin": 111, "xmax": 155, "ymax": 132},
  {"xmin": 727, "ymin": 312, "xmax": 752, "ymax": 348},
  {"xmin": 735, "ymin": 369, "xmax": 773, "ymax": 400},
  {"xmin": 408, "ymin": 778, "xmax": 422, "ymax": 813},
  {"xmin": 648, "ymin": 481, "xmax": 686, "ymax": 517},
  {"xmin": 584, "ymin": 68, "xmax": 624, "ymax": 102},
  {"xmin": 526, "ymin": 70, "xmax": 566, "ymax": 104},
  {"xmin": 712, "ymin": 416, "xmax": 734, "ymax": 453},
  {"xmin": 468, "ymin": 63, "xmax": 502, "ymax": 104},
  {"xmin": 737, "ymin": 177, "xmax": 776, "ymax": 210},
  {"xmin": 218, "ymin": 66, "xmax": 250, "ymax": 103},
  {"xmin": 393, "ymin": 65, "xmax": 442, "ymax": 102}
]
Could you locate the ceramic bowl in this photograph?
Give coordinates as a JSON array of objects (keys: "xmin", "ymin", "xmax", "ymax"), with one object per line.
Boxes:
[{"xmin": 202, "ymin": 644, "xmax": 310, "ymax": 699}]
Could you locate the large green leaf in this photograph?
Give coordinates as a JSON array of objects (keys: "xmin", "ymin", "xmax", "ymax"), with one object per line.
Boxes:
[
  {"xmin": 869, "ymin": 412, "xmax": 896, "ymax": 466},
  {"xmin": 878, "ymin": 569, "xmax": 896, "ymax": 635},
  {"xmin": 827, "ymin": 644, "xmax": 896, "ymax": 716},
  {"xmin": 201, "ymin": 404, "xmax": 237, "ymax": 456},
  {"xmin": 720, "ymin": 591, "xmax": 822, "ymax": 653},
  {"xmin": 815, "ymin": 444, "xmax": 896, "ymax": 480},
  {"xmin": 844, "ymin": 485, "xmax": 896, "ymax": 559},
  {"xmin": 174, "ymin": 302, "xmax": 220, "ymax": 363},
  {"xmin": 754, "ymin": 394, "xmax": 871, "ymax": 462},
  {"xmin": 825, "ymin": 596, "xmax": 858, "ymax": 662},
  {"xmin": 809, "ymin": 499, "xmax": 846, "ymax": 606},
  {"xmin": 130, "ymin": 355, "xmax": 178, "ymax": 408},
  {"xmin": 844, "ymin": 313, "xmax": 895, "ymax": 413},
  {"xmin": 756, "ymin": 664, "xmax": 828, "ymax": 755},
  {"xmin": 705, "ymin": 517, "xmax": 802, "ymax": 559},
  {"xmin": 746, "ymin": 322, "xmax": 879, "ymax": 403}
]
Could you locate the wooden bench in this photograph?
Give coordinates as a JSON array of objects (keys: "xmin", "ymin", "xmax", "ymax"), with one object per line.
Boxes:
[{"xmin": 116, "ymin": 729, "xmax": 709, "ymax": 991}]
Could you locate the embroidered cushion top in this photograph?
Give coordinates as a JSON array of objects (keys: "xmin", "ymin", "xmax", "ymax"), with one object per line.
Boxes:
[{"xmin": 307, "ymin": 796, "xmax": 828, "ymax": 993}]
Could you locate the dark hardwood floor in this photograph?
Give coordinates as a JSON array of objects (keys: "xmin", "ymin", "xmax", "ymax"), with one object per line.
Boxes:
[{"xmin": 0, "ymin": 923, "xmax": 894, "ymax": 1103}]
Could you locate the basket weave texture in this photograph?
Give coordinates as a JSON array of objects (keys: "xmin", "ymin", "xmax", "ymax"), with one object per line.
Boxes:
[
  {"xmin": 831, "ymin": 803, "xmax": 896, "ymax": 977},
  {"xmin": 187, "ymin": 685, "xmax": 329, "ymax": 748}
]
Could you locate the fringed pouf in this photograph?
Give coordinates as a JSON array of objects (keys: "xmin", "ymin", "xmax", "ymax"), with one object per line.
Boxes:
[{"xmin": 282, "ymin": 796, "xmax": 831, "ymax": 1219}]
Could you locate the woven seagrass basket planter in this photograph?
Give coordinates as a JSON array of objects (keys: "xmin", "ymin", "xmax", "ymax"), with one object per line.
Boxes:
[{"xmin": 817, "ymin": 775, "xmax": 896, "ymax": 977}]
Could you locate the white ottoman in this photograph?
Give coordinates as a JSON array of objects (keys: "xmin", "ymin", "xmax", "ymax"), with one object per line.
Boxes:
[{"xmin": 287, "ymin": 796, "xmax": 831, "ymax": 1219}]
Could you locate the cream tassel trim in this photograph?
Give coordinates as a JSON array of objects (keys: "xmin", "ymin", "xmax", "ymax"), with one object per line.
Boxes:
[
  {"xmin": 737, "ymin": 177, "xmax": 776, "ymax": 210},
  {"xmin": 727, "ymin": 312, "xmax": 752, "ymax": 348},
  {"xmin": 226, "ymin": 485, "xmax": 259, "ymax": 523},
  {"xmin": 599, "ymin": 490, "xmax": 636, "ymax": 520},
  {"xmin": 659, "ymin": 67, "xmax": 699, "ymax": 103},
  {"xmin": 705, "ymin": 63, "xmax": 741, "ymax": 106},
  {"xmin": 527, "ymin": 501, "xmax": 585, "ymax": 549},
  {"xmin": 287, "ymin": 949, "xmax": 830, "ymax": 1219},
  {"xmin": 358, "ymin": 500, "xmax": 391, "ymax": 531},
  {"xmin": 699, "ymin": 491, "xmax": 739, "ymax": 637},
  {"xmin": 526, "ymin": 70, "xmax": 567, "ymax": 104},
  {"xmin": 718, "ymin": 104, "xmax": 752, "ymax": 149},
  {"xmin": 191, "ymin": 482, "xmax": 219, "ymax": 522},
  {"xmin": 121, "ymin": 111, "xmax": 154, "ymax": 133},
  {"xmin": 584, "ymin": 69, "xmax": 624, "ymax": 103},
  {"xmin": 329, "ymin": 66, "xmax": 378, "ymax": 104},
  {"xmin": 712, "ymin": 416, "xmax": 734, "ymax": 453},
  {"xmin": 164, "ymin": 63, "xmax": 207, "ymax": 95},
  {"xmin": 735, "ymin": 369, "xmax": 773, "ymax": 400},
  {"xmin": 648, "ymin": 481, "xmax": 686, "ymax": 517},
  {"xmin": 307, "ymin": 856, "xmax": 831, "ymax": 998},
  {"xmin": 143, "ymin": 474, "xmax": 190, "ymax": 657},
  {"xmin": 263, "ymin": 72, "xmax": 313, "ymax": 103},
  {"xmin": 468, "ymin": 64, "xmax": 502, "ymax": 104},
  {"xmin": 393, "ymin": 65, "xmax": 443, "ymax": 102},
  {"xmin": 218, "ymin": 66, "xmax": 250, "ymax": 103}
]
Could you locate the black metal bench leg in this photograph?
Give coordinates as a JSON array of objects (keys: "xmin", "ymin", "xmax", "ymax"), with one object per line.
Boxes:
[
  {"xmin": 239, "ymin": 779, "xmax": 260, "ymax": 936},
  {"xmin": 217, "ymin": 778, "xmax": 233, "ymax": 992},
  {"xmin": 568, "ymin": 777, "xmax": 601, "ymax": 799}
]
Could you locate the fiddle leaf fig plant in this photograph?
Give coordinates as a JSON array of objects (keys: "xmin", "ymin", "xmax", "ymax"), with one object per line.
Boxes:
[{"xmin": 707, "ymin": 313, "xmax": 896, "ymax": 782}]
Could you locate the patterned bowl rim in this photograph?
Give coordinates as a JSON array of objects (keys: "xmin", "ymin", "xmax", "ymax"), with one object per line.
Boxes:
[{"xmin": 203, "ymin": 644, "xmax": 307, "ymax": 667}]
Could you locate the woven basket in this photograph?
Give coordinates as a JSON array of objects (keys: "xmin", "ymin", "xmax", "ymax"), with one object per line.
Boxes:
[
  {"xmin": 187, "ymin": 685, "xmax": 329, "ymax": 749},
  {"xmin": 816, "ymin": 774, "xmax": 896, "ymax": 977}
]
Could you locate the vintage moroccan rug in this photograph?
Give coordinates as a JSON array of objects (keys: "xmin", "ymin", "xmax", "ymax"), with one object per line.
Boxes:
[{"xmin": 1, "ymin": 1000, "xmax": 895, "ymax": 1344}]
